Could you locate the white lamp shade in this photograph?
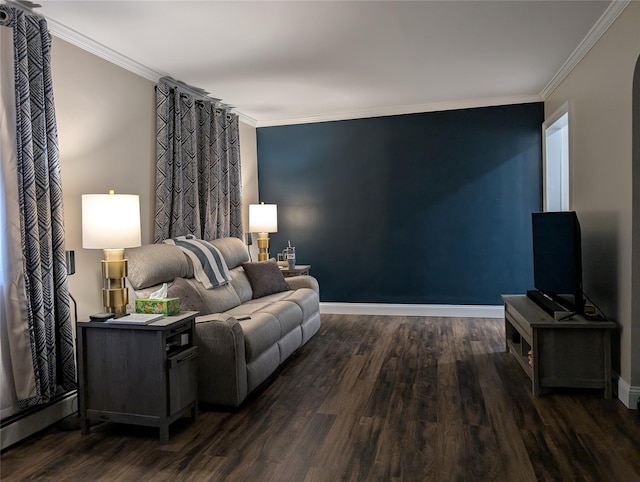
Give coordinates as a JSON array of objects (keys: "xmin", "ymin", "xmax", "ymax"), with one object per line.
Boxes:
[
  {"xmin": 249, "ymin": 204, "xmax": 277, "ymax": 233},
  {"xmin": 82, "ymin": 193, "xmax": 142, "ymax": 249}
]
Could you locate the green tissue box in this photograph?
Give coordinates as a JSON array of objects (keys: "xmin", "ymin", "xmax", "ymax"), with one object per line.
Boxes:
[{"xmin": 135, "ymin": 298, "xmax": 180, "ymax": 316}]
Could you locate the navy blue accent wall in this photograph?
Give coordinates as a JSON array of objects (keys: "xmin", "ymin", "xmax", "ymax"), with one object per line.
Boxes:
[{"xmin": 257, "ymin": 103, "xmax": 543, "ymax": 304}]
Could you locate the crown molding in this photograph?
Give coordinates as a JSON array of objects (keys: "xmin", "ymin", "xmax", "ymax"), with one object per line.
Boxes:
[
  {"xmin": 541, "ymin": 0, "xmax": 631, "ymax": 99},
  {"xmin": 46, "ymin": 17, "xmax": 258, "ymax": 126},
  {"xmin": 256, "ymin": 94, "xmax": 542, "ymax": 127},
  {"xmin": 46, "ymin": 16, "xmax": 164, "ymax": 82},
  {"xmin": 237, "ymin": 112, "xmax": 258, "ymax": 127}
]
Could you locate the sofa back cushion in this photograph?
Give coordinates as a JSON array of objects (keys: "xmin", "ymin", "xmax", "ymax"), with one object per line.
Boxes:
[
  {"xmin": 208, "ymin": 237, "xmax": 249, "ymax": 270},
  {"xmin": 126, "ymin": 244, "xmax": 192, "ymax": 290},
  {"xmin": 166, "ymin": 277, "xmax": 208, "ymax": 314},
  {"xmin": 195, "ymin": 278, "xmax": 242, "ymax": 313},
  {"xmin": 229, "ymin": 267, "xmax": 253, "ymax": 303}
]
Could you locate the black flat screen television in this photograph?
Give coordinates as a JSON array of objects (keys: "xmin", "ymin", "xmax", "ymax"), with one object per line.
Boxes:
[{"xmin": 531, "ymin": 211, "xmax": 584, "ymax": 315}]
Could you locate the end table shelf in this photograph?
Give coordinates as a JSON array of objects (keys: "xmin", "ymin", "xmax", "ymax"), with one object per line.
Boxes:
[
  {"xmin": 77, "ymin": 311, "xmax": 199, "ymax": 444},
  {"xmin": 502, "ymin": 295, "xmax": 617, "ymax": 398}
]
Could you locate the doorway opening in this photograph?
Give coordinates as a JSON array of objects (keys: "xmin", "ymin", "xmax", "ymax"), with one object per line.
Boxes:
[{"xmin": 543, "ymin": 103, "xmax": 570, "ymax": 212}]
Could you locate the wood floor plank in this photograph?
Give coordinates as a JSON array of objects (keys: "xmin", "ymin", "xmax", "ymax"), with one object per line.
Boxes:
[
  {"xmin": 469, "ymin": 321, "xmax": 539, "ymax": 481},
  {"xmin": 2, "ymin": 314, "xmax": 638, "ymax": 481}
]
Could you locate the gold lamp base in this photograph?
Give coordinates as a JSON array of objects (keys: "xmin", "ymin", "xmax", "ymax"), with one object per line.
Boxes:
[
  {"xmin": 101, "ymin": 248, "xmax": 128, "ymax": 318},
  {"xmin": 256, "ymin": 232, "xmax": 270, "ymax": 261}
]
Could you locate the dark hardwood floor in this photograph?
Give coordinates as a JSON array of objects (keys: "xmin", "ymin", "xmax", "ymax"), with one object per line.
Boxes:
[{"xmin": 2, "ymin": 314, "xmax": 639, "ymax": 481}]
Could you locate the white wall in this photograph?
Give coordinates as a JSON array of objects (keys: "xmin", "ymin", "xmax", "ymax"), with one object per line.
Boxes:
[
  {"xmin": 545, "ymin": 3, "xmax": 640, "ymax": 402},
  {"xmin": 239, "ymin": 121, "xmax": 259, "ymax": 261},
  {"xmin": 51, "ymin": 37, "xmax": 258, "ymax": 322}
]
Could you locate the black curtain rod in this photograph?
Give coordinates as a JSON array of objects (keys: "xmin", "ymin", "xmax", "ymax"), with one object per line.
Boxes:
[
  {"xmin": 159, "ymin": 76, "xmax": 221, "ymax": 103},
  {"xmin": 8, "ymin": 0, "xmax": 42, "ymax": 11},
  {"xmin": 3, "ymin": 1, "xmax": 44, "ymax": 19},
  {"xmin": 154, "ymin": 82, "xmax": 235, "ymax": 111}
]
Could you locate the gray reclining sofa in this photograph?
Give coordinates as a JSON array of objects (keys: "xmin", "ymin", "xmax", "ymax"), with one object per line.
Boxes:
[{"xmin": 125, "ymin": 236, "xmax": 321, "ymax": 407}]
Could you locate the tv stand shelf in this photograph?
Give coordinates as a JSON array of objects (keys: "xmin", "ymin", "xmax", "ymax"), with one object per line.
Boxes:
[{"xmin": 502, "ymin": 295, "xmax": 617, "ymax": 398}]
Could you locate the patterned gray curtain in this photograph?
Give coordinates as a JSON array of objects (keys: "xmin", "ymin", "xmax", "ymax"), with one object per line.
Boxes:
[
  {"xmin": 155, "ymin": 77, "xmax": 243, "ymax": 242},
  {"xmin": 0, "ymin": 5, "xmax": 76, "ymax": 407}
]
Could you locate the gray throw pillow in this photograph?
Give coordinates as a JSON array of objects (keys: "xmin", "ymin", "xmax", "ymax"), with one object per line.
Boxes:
[
  {"xmin": 242, "ymin": 260, "xmax": 290, "ymax": 299},
  {"xmin": 167, "ymin": 277, "xmax": 208, "ymax": 315}
]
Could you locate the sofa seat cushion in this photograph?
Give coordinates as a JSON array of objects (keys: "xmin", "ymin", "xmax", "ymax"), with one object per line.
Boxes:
[
  {"xmin": 242, "ymin": 288, "xmax": 319, "ymax": 320},
  {"xmin": 195, "ymin": 281, "xmax": 242, "ymax": 314},
  {"xmin": 276, "ymin": 289, "xmax": 319, "ymax": 320},
  {"xmin": 228, "ymin": 300, "xmax": 303, "ymax": 337},
  {"xmin": 238, "ymin": 313, "xmax": 281, "ymax": 362}
]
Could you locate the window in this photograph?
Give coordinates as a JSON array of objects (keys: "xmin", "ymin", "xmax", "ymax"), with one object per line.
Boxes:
[{"xmin": 542, "ymin": 103, "xmax": 570, "ymax": 212}]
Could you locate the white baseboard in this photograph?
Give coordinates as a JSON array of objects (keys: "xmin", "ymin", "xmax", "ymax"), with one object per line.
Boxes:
[
  {"xmin": 319, "ymin": 302, "xmax": 504, "ymax": 318},
  {"xmin": 0, "ymin": 391, "xmax": 77, "ymax": 450},
  {"xmin": 617, "ymin": 377, "xmax": 640, "ymax": 409}
]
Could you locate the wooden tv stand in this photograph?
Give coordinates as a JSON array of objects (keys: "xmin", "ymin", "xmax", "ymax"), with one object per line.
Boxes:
[{"xmin": 502, "ymin": 295, "xmax": 617, "ymax": 398}]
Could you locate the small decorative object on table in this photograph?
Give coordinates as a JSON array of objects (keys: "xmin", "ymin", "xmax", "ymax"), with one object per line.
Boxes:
[
  {"xmin": 284, "ymin": 240, "xmax": 296, "ymax": 270},
  {"xmin": 136, "ymin": 298, "xmax": 180, "ymax": 315},
  {"xmin": 135, "ymin": 282, "xmax": 181, "ymax": 315}
]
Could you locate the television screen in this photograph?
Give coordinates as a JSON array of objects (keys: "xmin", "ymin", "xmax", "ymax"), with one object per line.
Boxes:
[{"xmin": 531, "ymin": 211, "xmax": 584, "ymax": 314}]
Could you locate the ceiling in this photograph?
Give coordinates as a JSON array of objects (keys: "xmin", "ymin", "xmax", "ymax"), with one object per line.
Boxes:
[{"xmin": 32, "ymin": 0, "xmax": 617, "ymax": 126}]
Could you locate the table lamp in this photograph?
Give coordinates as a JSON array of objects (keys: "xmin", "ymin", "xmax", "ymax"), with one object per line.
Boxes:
[
  {"xmin": 82, "ymin": 190, "xmax": 141, "ymax": 318},
  {"xmin": 249, "ymin": 203, "xmax": 277, "ymax": 261}
]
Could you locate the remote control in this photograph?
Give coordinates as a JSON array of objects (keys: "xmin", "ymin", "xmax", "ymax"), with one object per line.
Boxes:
[{"xmin": 89, "ymin": 312, "xmax": 115, "ymax": 322}]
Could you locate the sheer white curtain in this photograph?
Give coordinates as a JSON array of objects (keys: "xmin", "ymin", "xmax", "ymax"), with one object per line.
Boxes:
[
  {"xmin": 0, "ymin": 19, "xmax": 43, "ymax": 419},
  {"xmin": 0, "ymin": 23, "xmax": 21, "ymax": 419},
  {"xmin": 0, "ymin": 134, "xmax": 19, "ymax": 421}
]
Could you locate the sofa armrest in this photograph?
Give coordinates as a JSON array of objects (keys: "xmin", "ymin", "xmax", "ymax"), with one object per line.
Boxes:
[
  {"xmin": 285, "ymin": 275, "xmax": 319, "ymax": 294},
  {"xmin": 194, "ymin": 313, "xmax": 248, "ymax": 407}
]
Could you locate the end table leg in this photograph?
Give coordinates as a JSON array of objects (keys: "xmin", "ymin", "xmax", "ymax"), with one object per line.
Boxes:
[
  {"xmin": 604, "ymin": 329, "xmax": 612, "ymax": 399},
  {"xmin": 159, "ymin": 425, "xmax": 170, "ymax": 445},
  {"xmin": 532, "ymin": 329, "xmax": 540, "ymax": 397},
  {"xmin": 79, "ymin": 412, "xmax": 90, "ymax": 435}
]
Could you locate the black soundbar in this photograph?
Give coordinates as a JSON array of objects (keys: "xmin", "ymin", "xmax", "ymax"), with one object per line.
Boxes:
[{"xmin": 526, "ymin": 290, "xmax": 574, "ymax": 320}]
